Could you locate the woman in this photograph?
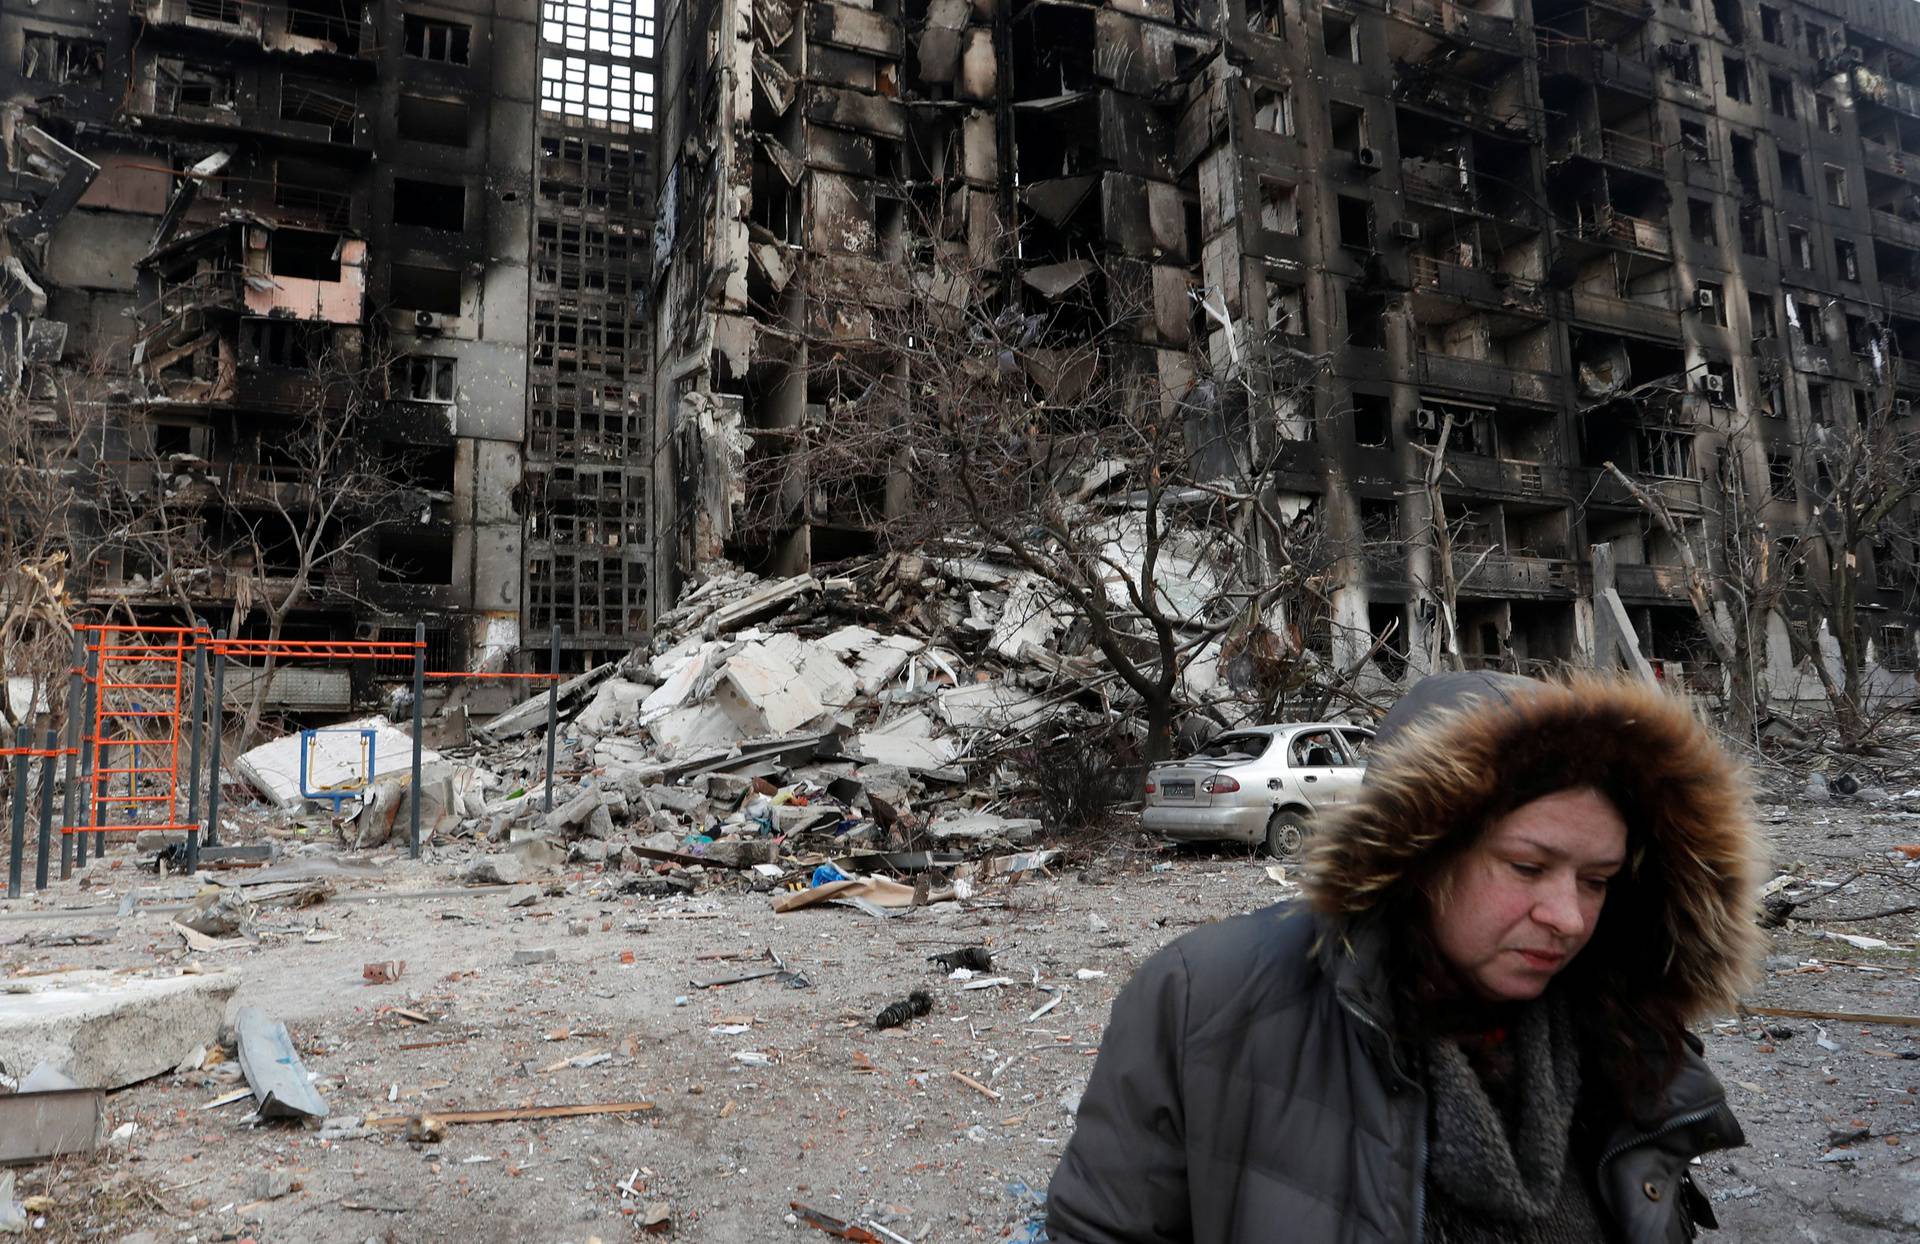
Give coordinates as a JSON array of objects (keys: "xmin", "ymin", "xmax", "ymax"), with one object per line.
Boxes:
[{"xmin": 1047, "ymin": 672, "xmax": 1765, "ymax": 1243}]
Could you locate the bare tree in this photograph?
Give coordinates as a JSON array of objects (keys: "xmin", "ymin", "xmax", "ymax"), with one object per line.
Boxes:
[
  {"xmin": 221, "ymin": 335, "xmax": 415, "ymax": 743},
  {"xmin": 1777, "ymin": 390, "xmax": 1920, "ymax": 745},
  {"xmin": 746, "ymin": 224, "xmax": 1344, "ymax": 761},
  {"xmin": 1600, "ymin": 428, "xmax": 1791, "ymax": 747}
]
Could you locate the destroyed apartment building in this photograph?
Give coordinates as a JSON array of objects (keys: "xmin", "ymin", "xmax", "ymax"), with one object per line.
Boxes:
[
  {"xmin": 1, "ymin": 0, "xmax": 554, "ymax": 705},
  {"xmin": 652, "ymin": 0, "xmax": 1920, "ymax": 694},
  {"xmin": 8, "ymin": 0, "xmax": 1920, "ymax": 705}
]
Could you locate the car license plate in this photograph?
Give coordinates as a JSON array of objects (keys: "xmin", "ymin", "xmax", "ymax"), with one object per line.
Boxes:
[{"xmin": 1162, "ymin": 780, "xmax": 1194, "ymax": 799}]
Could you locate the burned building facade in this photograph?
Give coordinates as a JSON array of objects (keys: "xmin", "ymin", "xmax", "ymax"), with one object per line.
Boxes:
[
  {"xmin": 2, "ymin": 0, "xmax": 541, "ymax": 698},
  {"xmin": 651, "ymin": 0, "xmax": 1920, "ymax": 693}
]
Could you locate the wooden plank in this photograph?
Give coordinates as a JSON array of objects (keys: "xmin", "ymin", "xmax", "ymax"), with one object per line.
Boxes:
[
  {"xmin": 1743, "ymin": 1005, "xmax": 1920, "ymax": 1029},
  {"xmin": 364, "ymin": 1100, "xmax": 657, "ymax": 1128}
]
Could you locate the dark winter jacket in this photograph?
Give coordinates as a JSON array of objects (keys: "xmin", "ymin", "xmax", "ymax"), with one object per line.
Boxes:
[{"xmin": 1047, "ymin": 674, "xmax": 1767, "ymax": 1244}]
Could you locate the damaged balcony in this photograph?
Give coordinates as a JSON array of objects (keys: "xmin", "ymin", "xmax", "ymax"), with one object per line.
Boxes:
[
  {"xmin": 1534, "ymin": 33, "xmax": 1653, "ymax": 97},
  {"xmin": 1409, "ymin": 253, "xmax": 1549, "ymax": 324},
  {"xmin": 139, "ymin": 219, "xmax": 367, "ymax": 325},
  {"xmin": 1418, "ymin": 350, "xmax": 1562, "ymax": 406},
  {"xmin": 1453, "ymin": 550, "xmax": 1582, "ymax": 599},
  {"xmin": 1532, "ymin": 0, "xmax": 1651, "ymax": 45},
  {"xmin": 1385, "ymin": 0, "xmax": 1528, "ymax": 72},
  {"xmin": 1554, "ymin": 126, "xmax": 1664, "ymax": 176},
  {"xmin": 1391, "ymin": 64, "xmax": 1544, "ymax": 143},
  {"xmin": 132, "ymin": 0, "xmax": 370, "ymax": 61}
]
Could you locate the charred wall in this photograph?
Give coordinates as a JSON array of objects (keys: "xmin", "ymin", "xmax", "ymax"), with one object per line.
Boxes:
[
  {"xmin": 650, "ymin": 0, "xmax": 1920, "ymax": 690},
  {"xmin": 1, "ymin": 0, "xmax": 536, "ymax": 695}
]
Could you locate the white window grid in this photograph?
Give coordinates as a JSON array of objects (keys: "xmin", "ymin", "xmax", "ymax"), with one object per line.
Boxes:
[
  {"xmin": 541, "ymin": 56, "xmax": 655, "ymax": 128},
  {"xmin": 541, "ymin": 0, "xmax": 656, "ymax": 60}
]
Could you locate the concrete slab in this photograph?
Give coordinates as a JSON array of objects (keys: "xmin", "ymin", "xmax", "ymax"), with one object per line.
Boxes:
[
  {"xmin": 854, "ymin": 710, "xmax": 959, "ymax": 772},
  {"xmin": 937, "ymin": 680, "xmax": 1052, "ymax": 732},
  {"xmin": 714, "ymin": 640, "xmax": 831, "ymax": 735},
  {"xmin": 0, "ymin": 970, "xmax": 240, "ymax": 1089}
]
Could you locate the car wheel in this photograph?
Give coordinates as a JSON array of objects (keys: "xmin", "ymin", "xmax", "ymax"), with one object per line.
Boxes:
[{"xmin": 1264, "ymin": 810, "xmax": 1309, "ymax": 859}]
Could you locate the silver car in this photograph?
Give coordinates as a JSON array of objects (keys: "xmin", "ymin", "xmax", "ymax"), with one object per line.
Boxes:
[{"xmin": 1141, "ymin": 723, "xmax": 1374, "ymax": 857}]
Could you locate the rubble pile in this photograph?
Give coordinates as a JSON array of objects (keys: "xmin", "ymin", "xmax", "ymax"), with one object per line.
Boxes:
[{"xmin": 379, "ymin": 553, "xmax": 1150, "ymax": 894}]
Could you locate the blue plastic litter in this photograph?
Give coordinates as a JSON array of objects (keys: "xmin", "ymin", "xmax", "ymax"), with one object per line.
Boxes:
[{"xmin": 810, "ymin": 863, "xmax": 848, "ymax": 887}]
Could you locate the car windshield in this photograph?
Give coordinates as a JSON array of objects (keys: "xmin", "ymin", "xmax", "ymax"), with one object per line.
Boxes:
[{"xmin": 1191, "ymin": 732, "xmax": 1270, "ymax": 761}]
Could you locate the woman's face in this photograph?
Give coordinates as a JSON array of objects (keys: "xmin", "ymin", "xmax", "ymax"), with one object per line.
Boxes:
[{"xmin": 1429, "ymin": 787, "xmax": 1628, "ymax": 1002}]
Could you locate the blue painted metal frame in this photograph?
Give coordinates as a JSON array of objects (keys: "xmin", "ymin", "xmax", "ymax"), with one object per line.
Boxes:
[{"xmin": 297, "ymin": 727, "xmax": 378, "ymax": 814}]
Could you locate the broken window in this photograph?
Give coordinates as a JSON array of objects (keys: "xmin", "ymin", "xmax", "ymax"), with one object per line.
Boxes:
[
  {"xmin": 1697, "ymin": 281, "xmax": 1726, "ymax": 327},
  {"xmin": 1765, "ymin": 452, "xmax": 1796, "ymax": 500},
  {"xmin": 1723, "ymin": 55, "xmax": 1749, "ymax": 103},
  {"xmin": 1880, "ymin": 624, "xmax": 1915, "ymax": 672},
  {"xmin": 404, "ymin": 15, "xmax": 471, "ymax": 63},
  {"xmin": 272, "ymin": 229, "xmax": 343, "ymax": 281},
  {"xmin": 1788, "ymin": 225, "xmax": 1812, "ymax": 269},
  {"xmin": 1252, "ymin": 85, "xmax": 1294, "ymax": 137},
  {"xmin": 397, "ymin": 356, "xmax": 456, "ymax": 403},
  {"xmin": 1679, "ymin": 119, "xmax": 1710, "ymax": 164},
  {"xmin": 1666, "ymin": 42, "xmax": 1702, "ymax": 88},
  {"xmin": 240, "ymin": 318, "xmax": 324, "ymax": 370},
  {"xmin": 1778, "ymin": 151, "xmax": 1805, "ymax": 195},
  {"xmin": 1323, "ymin": 14, "xmax": 1358, "ymax": 63},
  {"xmin": 1805, "ymin": 22, "xmax": 1830, "ymax": 59},
  {"xmin": 1730, "ymin": 133, "xmax": 1759, "ymax": 193},
  {"xmin": 1247, "ymin": 0, "xmax": 1284, "ymax": 37},
  {"xmin": 1824, "ymin": 164, "xmax": 1850, "ymax": 208},
  {"xmin": 1329, "ymin": 101, "xmax": 1368, "ymax": 156},
  {"xmin": 1639, "ymin": 428, "xmax": 1695, "ymax": 479},
  {"xmin": 1414, "ymin": 403, "xmax": 1487, "ymax": 455},
  {"xmin": 1816, "ymin": 94, "xmax": 1839, "ymax": 133},
  {"xmin": 154, "ymin": 59, "xmax": 237, "ymax": 113},
  {"xmin": 383, "ymin": 441, "xmax": 457, "ymax": 493},
  {"xmin": 1258, "ymin": 177, "xmax": 1300, "ymax": 235},
  {"xmin": 1797, "ymin": 299, "xmax": 1825, "ymax": 346},
  {"xmin": 398, "ymin": 94, "xmax": 471, "ymax": 147},
  {"xmin": 1688, "ymin": 198, "xmax": 1716, "ymax": 245},
  {"xmin": 390, "ymin": 262, "xmax": 462, "ymax": 314},
  {"xmin": 1352, "ymin": 392, "xmax": 1390, "ymax": 447},
  {"xmin": 1768, "ymin": 75, "xmax": 1795, "ymax": 119},
  {"xmin": 1739, "ymin": 204, "xmax": 1768, "ymax": 257},
  {"xmin": 378, "ymin": 530, "xmax": 454, "ymax": 584},
  {"xmin": 281, "ymin": 75, "xmax": 357, "ymax": 144},
  {"xmin": 1345, "ymin": 288, "xmax": 1386, "ymax": 348},
  {"xmin": 1263, "ymin": 271, "xmax": 1304, "ymax": 335},
  {"xmin": 1749, "ymin": 292, "xmax": 1776, "ymax": 338},
  {"xmin": 1835, "ymin": 238, "xmax": 1859, "ymax": 282},
  {"xmin": 1807, "ymin": 380, "xmax": 1831, "ymax": 425},
  {"xmin": 22, "ymin": 32, "xmax": 104, "ymax": 84},
  {"xmin": 392, "ymin": 178, "xmax": 467, "ymax": 232},
  {"xmin": 1337, "ymin": 195, "xmax": 1374, "ymax": 251},
  {"xmin": 1760, "ymin": 6, "xmax": 1782, "ymax": 43}
]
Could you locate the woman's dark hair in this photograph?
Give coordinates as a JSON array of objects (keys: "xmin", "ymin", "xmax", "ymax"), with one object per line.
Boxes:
[{"xmin": 1384, "ymin": 770, "xmax": 1682, "ymax": 1116}]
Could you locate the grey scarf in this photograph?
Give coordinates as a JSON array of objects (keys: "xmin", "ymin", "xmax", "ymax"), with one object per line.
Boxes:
[{"xmin": 1424, "ymin": 995, "xmax": 1584, "ymax": 1222}]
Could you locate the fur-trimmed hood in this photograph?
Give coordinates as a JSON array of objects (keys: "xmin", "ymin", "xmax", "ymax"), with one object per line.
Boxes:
[{"xmin": 1304, "ymin": 672, "xmax": 1766, "ymax": 1028}]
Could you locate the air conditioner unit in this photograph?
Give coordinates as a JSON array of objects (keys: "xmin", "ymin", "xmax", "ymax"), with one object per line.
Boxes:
[
  {"xmin": 1414, "ymin": 405, "xmax": 1441, "ymax": 431},
  {"xmin": 1390, "ymin": 220, "xmax": 1422, "ymax": 241},
  {"xmin": 1702, "ymin": 373, "xmax": 1727, "ymax": 399},
  {"xmin": 1694, "ymin": 288, "xmax": 1717, "ymax": 311},
  {"xmin": 413, "ymin": 310, "xmax": 444, "ymax": 333},
  {"xmin": 1355, "ymin": 146, "xmax": 1384, "ymax": 172},
  {"xmin": 1898, "ymin": 398, "xmax": 1914, "ymax": 417}
]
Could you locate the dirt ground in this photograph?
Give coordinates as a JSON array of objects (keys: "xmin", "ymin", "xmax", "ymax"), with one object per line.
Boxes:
[{"xmin": 3, "ymin": 790, "xmax": 1917, "ymax": 1243}]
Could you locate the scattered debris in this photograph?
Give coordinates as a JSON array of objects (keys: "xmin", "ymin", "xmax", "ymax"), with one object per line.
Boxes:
[
  {"xmin": 874, "ymin": 991, "xmax": 933, "ymax": 1030},
  {"xmin": 0, "ymin": 970, "xmax": 239, "ymax": 1091},
  {"xmin": 929, "ymin": 946, "xmax": 992, "ymax": 972},
  {"xmin": 512, "ymin": 947, "xmax": 558, "ymax": 966},
  {"xmin": 361, "ymin": 960, "xmax": 406, "ymax": 985},
  {"xmin": 366, "ymin": 1102, "xmax": 658, "ymax": 1129},
  {"xmin": 235, "ymin": 1006, "xmax": 328, "ymax": 1120}
]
